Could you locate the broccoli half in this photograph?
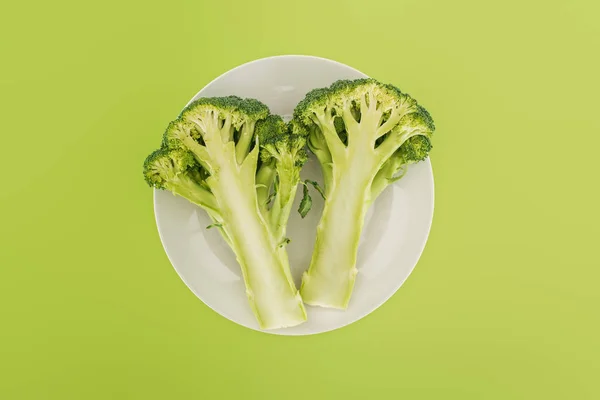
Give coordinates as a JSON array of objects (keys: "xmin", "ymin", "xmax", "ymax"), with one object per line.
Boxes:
[
  {"xmin": 293, "ymin": 79, "xmax": 435, "ymax": 309},
  {"xmin": 143, "ymin": 96, "xmax": 308, "ymax": 329}
]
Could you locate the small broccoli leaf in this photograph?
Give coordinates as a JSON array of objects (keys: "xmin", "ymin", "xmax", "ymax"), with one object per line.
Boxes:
[
  {"xmin": 278, "ymin": 237, "xmax": 291, "ymax": 248},
  {"xmin": 265, "ymin": 191, "xmax": 277, "ymax": 207},
  {"xmin": 304, "ymin": 180, "xmax": 326, "ymax": 199},
  {"xmin": 298, "ymin": 184, "xmax": 312, "ymax": 218},
  {"xmin": 206, "ymin": 223, "xmax": 223, "ymax": 230}
]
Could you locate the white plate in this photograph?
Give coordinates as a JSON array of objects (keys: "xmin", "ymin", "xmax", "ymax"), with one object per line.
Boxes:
[{"xmin": 154, "ymin": 55, "xmax": 434, "ymax": 335}]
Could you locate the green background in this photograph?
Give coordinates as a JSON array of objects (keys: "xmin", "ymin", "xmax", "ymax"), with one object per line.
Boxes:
[{"xmin": 1, "ymin": 0, "xmax": 599, "ymax": 398}]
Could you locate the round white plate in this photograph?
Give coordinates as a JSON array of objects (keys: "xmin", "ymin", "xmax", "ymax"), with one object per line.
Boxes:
[{"xmin": 154, "ymin": 55, "xmax": 434, "ymax": 335}]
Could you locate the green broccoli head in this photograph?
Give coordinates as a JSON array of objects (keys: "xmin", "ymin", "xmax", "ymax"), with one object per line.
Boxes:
[
  {"xmin": 143, "ymin": 146, "xmax": 219, "ymax": 212},
  {"xmin": 397, "ymin": 134, "xmax": 433, "ymax": 163},
  {"xmin": 294, "ymin": 78, "xmax": 430, "ymax": 134},
  {"xmin": 294, "ymin": 78, "xmax": 434, "ymax": 164},
  {"xmin": 179, "ymin": 96, "xmax": 269, "ymax": 136},
  {"xmin": 162, "ymin": 119, "xmax": 202, "ymax": 149},
  {"xmin": 256, "ymin": 115, "xmax": 288, "ymax": 149},
  {"xmin": 181, "ymin": 95, "xmax": 267, "ymax": 122},
  {"xmin": 294, "ymin": 79, "xmax": 412, "ymax": 123},
  {"xmin": 257, "ymin": 115, "xmax": 308, "ymax": 167},
  {"xmin": 292, "ymin": 77, "xmax": 435, "ymax": 202},
  {"xmin": 143, "ymin": 147, "xmax": 199, "ymax": 190},
  {"xmin": 373, "ymin": 134, "xmax": 432, "ymax": 191},
  {"xmin": 287, "ymin": 120, "xmax": 310, "ymax": 167},
  {"xmin": 293, "ymin": 88, "xmax": 331, "ymax": 127},
  {"xmin": 253, "ymin": 115, "xmax": 310, "ymax": 222},
  {"xmin": 238, "ymin": 97, "xmax": 271, "ymax": 120},
  {"xmin": 161, "ymin": 96, "xmax": 272, "ymax": 168},
  {"xmin": 383, "ymin": 105, "xmax": 434, "ymax": 163},
  {"xmin": 394, "ymin": 105, "xmax": 435, "ymax": 135}
]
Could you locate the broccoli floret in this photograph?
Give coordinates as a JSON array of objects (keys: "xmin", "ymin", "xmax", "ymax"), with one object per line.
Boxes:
[
  {"xmin": 143, "ymin": 97, "xmax": 306, "ymax": 330},
  {"xmin": 143, "ymin": 147, "xmax": 219, "ymax": 212},
  {"xmin": 255, "ymin": 115, "xmax": 309, "ymax": 241},
  {"xmin": 293, "ymin": 78, "xmax": 435, "ymax": 309}
]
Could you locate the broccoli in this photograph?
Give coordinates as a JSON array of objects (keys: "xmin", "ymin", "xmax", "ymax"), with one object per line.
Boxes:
[
  {"xmin": 256, "ymin": 116, "xmax": 308, "ymax": 243},
  {"xmin": 143, "ymin": 96, "xmax": 308, "ymax": 329},
  {"xmin": 293, "ymin": 79, "xmax": 435, "ymax": 309}
]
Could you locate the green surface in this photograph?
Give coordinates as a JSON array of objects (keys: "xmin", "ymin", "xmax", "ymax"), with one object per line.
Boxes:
[{"xmin": 1, "ymin": 0, "xmax": 599, "ymax": 398}]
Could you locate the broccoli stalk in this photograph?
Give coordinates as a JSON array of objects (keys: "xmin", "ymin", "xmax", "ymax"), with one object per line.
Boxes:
[
  {"xmin": 294, "ymin": 79, "xmax": 435, "ymax": 309},
  {"xmin": 144, "ymin": 97, "xmax": 307, "ymax": 329}
]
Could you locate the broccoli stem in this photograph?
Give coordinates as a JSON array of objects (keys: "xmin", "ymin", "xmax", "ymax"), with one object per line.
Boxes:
[
  {"xmin": 169, "ymin": 178, "xmax": 220, "ymax": 214},
  {"xmin": 209, "ymin": 156, "xmax": 306, "ymax": 329},
  {"xmin": 309, "ymin": 146, "xmax": 334, "ymax": 196},
  {"xmin": 256, "ymin": 161, "xmax": 275, "ymax": 214},
  {"xmin": 269, "ymin": 155, "xmax": 299, "ymax": 242},
  {"xmin": 235, "ymin": 121, "xmax": 256, "ymax": 164},
  {"xmin": 300, "ymin": 157, "xmax": 377, "ymax": 309},
  {"xmin": 369, "ymin": 157, "xmax": 406, "ymax": 202}
]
